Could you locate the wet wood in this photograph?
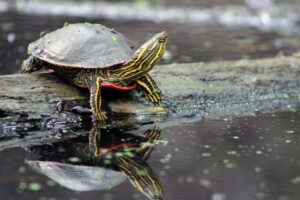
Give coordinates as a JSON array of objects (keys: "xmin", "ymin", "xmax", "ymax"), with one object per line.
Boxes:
[{"xmin": 1, "ymin": 54, "xmax": 300, "ymax": 131}]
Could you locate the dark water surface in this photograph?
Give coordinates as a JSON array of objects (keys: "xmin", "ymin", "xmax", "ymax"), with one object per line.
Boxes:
[
  {"xmin": 0, "ymin": 110, "xmax": 300, "ymax": 200},
  {"xmin": 1, "ymin": 1, "xmax": 300, "ymax": 200}
]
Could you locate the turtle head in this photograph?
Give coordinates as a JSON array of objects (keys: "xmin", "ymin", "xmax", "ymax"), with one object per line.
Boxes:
[
  {"xmin": 133, "ymin": 31, "xmax": 169, "ymax": 65},
  {"xmin": 135, "ymin": 31, "xmax": 168, "ymax": 62},
  {"xmin": 116, "ymin": 31, "xmax": 168, "ymax": 83}
]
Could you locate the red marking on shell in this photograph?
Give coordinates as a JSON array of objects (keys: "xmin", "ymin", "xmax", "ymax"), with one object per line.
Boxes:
[
  {"xmin": 43, "ymin": 67, "xmax": 54, "ymax": 72},
  {"xmin": 78, "ymin": 82, "xmax": 137, "ymax": 91},
  {"xmin": 101, "ymin": 82, "xmax": 137, "ymax": 91},
  {"xmin": 75, "ymin": 142, "xmax": 135, "ymax": 152},
  {"xmin": 78, "ymin": 84, "xmax": 88, "ymax": 88},
  {"xmin": 98, "ymin": 143, "xmax": 135, "ymax": 152}
]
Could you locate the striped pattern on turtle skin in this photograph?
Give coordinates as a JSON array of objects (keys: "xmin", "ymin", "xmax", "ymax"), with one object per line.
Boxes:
[
  {"xmin": 116, "ymin": 155, "xmax": 164, "ymax": 200},
  {"xmin": 88, "ymin": 122, "xmax": 102, "ymax": 157},
  {"xmin": 136, "ymin": 75, "xmax": 161, "ymax": 104},
  {"xmin": 91, "ymin": 32, "xmax": 167, "ymax": 120},
  {"xmin": 71, "ymin": 32, "xmax": 167, "ymax": 121},
  {"xmin": 137, "ymin": 128, "xmax": 161, "ymax": 161},
  {"xmin": 112, "ymin": 34, "xmax": 167, "ymax": 82},
  {"xmin": 89, "ymin": 77, "xmax": 107, "ymax": 121},
  {"xmin": 77, "ymin": 126, "xmax": 163, "ymax": 199},
  {"xmin": 95, "ymin": 31, "xmax": 167, "ymax": 87},
  {"xmin": 115, "ymin": 128, "xmax": 163, "ymax": 200}
]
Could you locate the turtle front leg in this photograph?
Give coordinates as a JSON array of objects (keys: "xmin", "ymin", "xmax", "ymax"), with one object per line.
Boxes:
[
  {"xmin": 90, "ymin": 77, "xmax": 108, "ymax": 121},
  {"xmin": 20, "ymin": 56, "xmax": 44, "ymax": 73},
  {"xmin": 136, "ymin": 74, "xmax": 161, "ymax": 104}
]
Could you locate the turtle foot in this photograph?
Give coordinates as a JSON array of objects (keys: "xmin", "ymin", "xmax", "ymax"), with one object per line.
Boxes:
[
  {"xmin": 20, "ymin": 58, "xmax": 34, "ymax": 73},
  {"xmin": 145, "ymin": 92, "xmax": 161, "ymax": 105},
  {"xmin": 93, "ymin": 111, "xmax": 108, "ymax": 122},
  {"xmin": 20, "ymin": 56, "xmax": 43, "ymax": 73}
]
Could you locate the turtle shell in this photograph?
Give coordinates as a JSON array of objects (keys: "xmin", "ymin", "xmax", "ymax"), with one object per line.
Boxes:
[{"xmin": 28, "ymin": 23, "xmax": 135, "ymax": 68}]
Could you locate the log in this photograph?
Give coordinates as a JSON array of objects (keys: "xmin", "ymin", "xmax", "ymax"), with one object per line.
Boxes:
[{"xmin": 1, "ymin": 53, "xmax": 300, "ymax": 134}]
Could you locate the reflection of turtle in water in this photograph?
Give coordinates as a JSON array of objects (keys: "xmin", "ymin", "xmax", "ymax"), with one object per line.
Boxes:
[
  {"xmin": 21, "ymin": 23, "xmax": 168, "ymax": 121},
  {"xmin": 27, "ymin": 127, "xmax": 164, "ymax": 200}
]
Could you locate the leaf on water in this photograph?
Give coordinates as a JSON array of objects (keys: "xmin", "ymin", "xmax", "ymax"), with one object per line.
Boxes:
[
  {"xmin": 154, "ymin": 139, "xmax": 169, "ymax": 145},
  {"xmin": 28, "ymin": 183, "xmax": 42, "ymax": 191}
]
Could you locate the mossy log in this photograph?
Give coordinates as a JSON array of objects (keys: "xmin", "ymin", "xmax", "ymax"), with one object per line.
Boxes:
[{"xmin": 1, "ymin": 54, "xmax": 300, "ymax": 133}]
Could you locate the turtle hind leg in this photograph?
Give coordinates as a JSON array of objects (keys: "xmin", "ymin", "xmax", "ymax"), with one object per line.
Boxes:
[
  {"xmin": 20, "ymin": 56, "xmax": 44, "ymax": 73},
  {"xmin": 90, "ymin": 77, "xmax": 107, "ymax": 121},
  {"xmin": 136, "ymin": 74, "xmax": 161, "ymax": 104}
]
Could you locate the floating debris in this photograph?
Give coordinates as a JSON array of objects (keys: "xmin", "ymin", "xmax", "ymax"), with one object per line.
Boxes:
[
  {"xmin": 28, "ymin": 182, "xmax": 42, "ymax": 191},
  {"xmin": 291, "ymin": 176, "xmax": 300, "ymax": 184},
  {"xmin": 199, "ymin": 179, "xmax": 212, "ymax": 188},
  {"xmin": 7, "ymin": 32, "xmax": 16, "ymax": 43},
  {"xmin": 212, "ymin": 193, "xmax": 226, "ymax": 200}
]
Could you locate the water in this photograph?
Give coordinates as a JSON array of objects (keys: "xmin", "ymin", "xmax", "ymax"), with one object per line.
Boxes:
[
  {"xmin": 1, "ymin": 0, "xmax": 300, "ymax": 200},
  {"xmin": 1, "ymin": 110, "xmax": 300, "ymax": 200}
]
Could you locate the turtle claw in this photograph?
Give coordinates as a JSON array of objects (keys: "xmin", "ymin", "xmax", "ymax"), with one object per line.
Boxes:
[
  {"xmin": 20, "ymin": 57, "xmax": 34, "ymax": 73},
  {"xmin": 20, "ymin": 56, "xmax": 43, "ymax": 73},
  {"xmin": 94, "ymin": 111, "xmax": 108, "ymax": 122},
  {"xmin": 144, "ymin": 92, "xmax": 161, "ymax": 105}
]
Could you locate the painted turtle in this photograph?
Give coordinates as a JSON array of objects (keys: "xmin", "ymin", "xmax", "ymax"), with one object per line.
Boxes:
[{"xmin": 21, "ymin": 23, "xmax": 168, "ymax": 121}]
